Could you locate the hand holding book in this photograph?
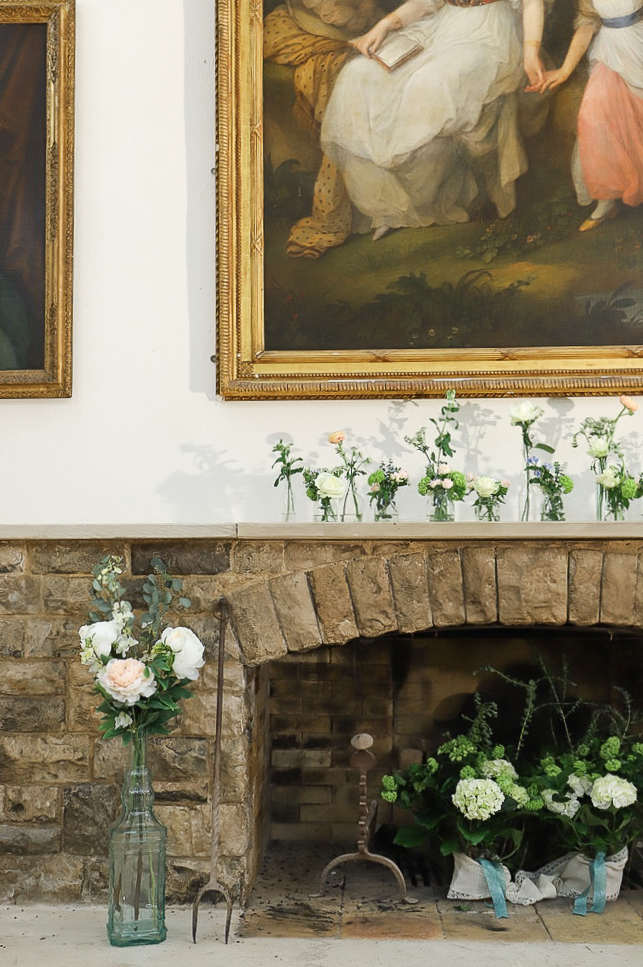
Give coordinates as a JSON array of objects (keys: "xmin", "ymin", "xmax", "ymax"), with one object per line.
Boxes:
[{"xmin": 350, "ymin": 12, "xmax": 423, "ymax": 71}]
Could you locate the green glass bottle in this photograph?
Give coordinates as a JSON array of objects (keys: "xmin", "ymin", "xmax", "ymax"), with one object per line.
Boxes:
[{"xmin": 107, "ymin": 730, "xmax": 167, "ymax": 946}]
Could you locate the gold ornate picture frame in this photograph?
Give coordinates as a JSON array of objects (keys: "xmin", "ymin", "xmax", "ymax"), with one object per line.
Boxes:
[
  {"xmin": 217, "ymin": 0, "xmax": 643, "ymax": 400},
  {"xmin": 0, "ymin": 0, "xmax": 74, "ymax": 399}
]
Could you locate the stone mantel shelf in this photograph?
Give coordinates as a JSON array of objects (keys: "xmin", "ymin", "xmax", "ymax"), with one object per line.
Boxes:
[{"xmin": 2, "ymin": 522, "xmax": 643, "ymax": 539}]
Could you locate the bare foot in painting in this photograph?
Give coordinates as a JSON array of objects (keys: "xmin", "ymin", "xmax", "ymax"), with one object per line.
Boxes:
[
  {"xmin": 579, "ymin": 199, "xmax": 618, "ymax": 232},
  {"xmin": 372, "ymin": 226, "xmax": 392, "ymax": 241}
]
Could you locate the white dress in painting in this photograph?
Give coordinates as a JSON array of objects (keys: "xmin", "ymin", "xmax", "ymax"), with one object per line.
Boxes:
[{"xmin": 321, "ymin": 0, "xmax": 533, "ymax": 229}]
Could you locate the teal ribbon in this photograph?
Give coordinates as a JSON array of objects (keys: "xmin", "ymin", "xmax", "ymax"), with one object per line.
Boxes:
[
  {"xmin": 573, "ymin": 851, "xmax": 607, "ymax": 916},
  {"xmin": 479, "ymin": 858, "xmax": 509, "ymax": 919}
]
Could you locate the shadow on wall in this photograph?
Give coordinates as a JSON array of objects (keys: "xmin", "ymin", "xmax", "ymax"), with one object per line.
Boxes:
[{"xmin": 157, "ymin": 445, "xmax": 249, "ymax": 521}]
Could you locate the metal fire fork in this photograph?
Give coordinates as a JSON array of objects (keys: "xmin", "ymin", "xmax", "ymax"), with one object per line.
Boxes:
[
  {"xmin": 191, "ymin": 598, "xmax": 236, "ymax": 944},
  {"xmin": 319, "ymin": 733, "xmax": 409, "ymax": 900}
]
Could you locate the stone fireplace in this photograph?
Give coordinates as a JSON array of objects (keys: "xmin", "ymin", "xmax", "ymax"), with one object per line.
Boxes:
[{"xmin": 1, "ymin": 525, "xmax": 643, "ymax": 904}]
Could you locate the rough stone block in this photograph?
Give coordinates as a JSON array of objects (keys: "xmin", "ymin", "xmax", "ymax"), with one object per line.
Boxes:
[
  {"xmin": 346, "ymin": 557, "xmax": 397, "ymax": 638},
  {"xmin": 154, "ymin": 778, "xmax": 209, "ymax": 805},
  {"xmin": 220, "ymin": 735, "xmax": 251, "ymax": 803},
  {"xmin": 427, "ymin": 551, "xmax": 465, "ymax": 627},
  {"xmin": 0, "ymin": 823, "xmax": 60, "ymax": 854},
  {"xmin": 0, "ymin": 735, "xmax": 90, "ymax": 783},
  {"xmin": 388, "ymin": 552, "xmax": 432, "ymax": 633},
  {"xmin": 0, "ymin": 617, "xmax": 25, "ymax": 656},
  {"xmin": 0, "ymin": 696, "xmax": 65, "ymax": 732},
  {"xmin": 29, "ymin": 541, "xmax": 128, "ymax": 574},
  {"xmin": 270, "ymin": 572, "xmax": 321, "ymax": 653},
  {"xmin": 601, "ymin": 552, "xmax": 638, "ymax": 626},
  {"xmin": 0, "ymin": 853, "xmax": 84, "ymax": 902},
  {"xmin": 42, "ymin": 575, "xmax": 91, "ymax": 613},
  {"xmin": 0, "ymin": 785, "xmax": 60, "ymax": 823},
  {"xmin": 131, "ymin": 541, "xmax": 231, "ymax": 575},
  {"xmin": 219, "ymin": 802, "xmax": 250, "ymax": 856},
  {"xmin": 568, "ymin": 549, "xmax": 603, "ymax": 625},
  {"xmin": 233, "ymin": 541, "xmax": 285, "ymax": 575},
  {"xmin": 0, "ymin": 576, "xmax": 41, "ymax": 614},
  {"xmin": 308, "ymin": 562, "xmax": 358, "ymax": 645},
  {"xmin": 497, "ymin": 546, "xmax": 568, "ymax": 625},
  {"xmin": 284, "ymin": 541, "xmax": 365, "ymax": 572},
  {"xmin": 94, "ymin": 736, "xmax": 209, "ymax": 784},
  {"xmin": 462, "ymin": 545, "xmax": 497, "ymax": 624},
  {"xmin": 0, "ymin": 658, "xmax": 65, "ymax": 695},
  {"xmin": 62, "ymin": 783, "xmax": 120, "ymax": 855},
  {"xmin": 0, "ymin": 544, "xmax": 25, "ymax": 573},
  {"xmin": 166, "ymin": 858, "xmax": 210, "ymax": 903},
  {"xmin": 227, "ymin": 581, "xmax": 287, "ymax": 665}
]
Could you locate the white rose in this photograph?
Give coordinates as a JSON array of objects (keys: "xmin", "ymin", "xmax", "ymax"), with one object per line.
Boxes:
[
  {"xmin": 474, "ymin": 476, "xmax": 500, "ymax": 499},
  {"xmin": 79, "ymin": 619, "xmax": 121, "ymax": 671},
  {"xmin": 596, "ymin": 468, "xmax": 619, "ymax": 489},
  {"xmin": 442, "ymin": 478, "xmax": 453, "ymax": 491},
  {"xmin": 567, "ymin": 773, "xmax": 592, "ymax": 798},
  {"xmin": 161, "ymin": 626, "xmax": 205, "ymax": 681},
  {"xmin": 394, "ymin": 470, "xmax": 408, "ymax": 482},
  {"xmin": 316, "ymin": 472, "xmax": 346, "ymax": 499},
  {"xmin": 510, "ymin": 402, "xmax": 543, "ymax": 425},
  {"xmin": 591, "ymin": 774, "xmax": 637, "ymax": 810},
  {"xmin": 97, "ymin": 658, "xmax": 157, "ymax": 706},
  {"xmin": 587, "ymin": 436, "xmax": 610, "ymax": 459}
]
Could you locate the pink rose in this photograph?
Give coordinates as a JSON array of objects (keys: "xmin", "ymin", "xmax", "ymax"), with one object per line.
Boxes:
[
  {"xmin": 328, "ymin": 431, "xmax": 345, "ymax": 445},
  {"xmin": 442, "ymin": 479, "xmax": 454, "ymax": 490},
  {"xmin": 97, "ymin": 658, "xmax": 156, "ymax": 706},
  {"xmin": 619, "ymin": 395, "xmax": 638, "ymax": 413}
]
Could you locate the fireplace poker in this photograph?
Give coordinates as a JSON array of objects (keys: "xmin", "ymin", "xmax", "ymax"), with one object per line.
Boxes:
[{"xmin": 191, "ymin": 598, "xmax": 236, "ymax": 944}]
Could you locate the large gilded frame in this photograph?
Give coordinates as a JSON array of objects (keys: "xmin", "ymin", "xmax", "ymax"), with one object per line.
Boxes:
[
  {"xmin": 0, "ymin": 0, "xmax": 74, "ymax": 399},
  {"xmin": 217, "ymin": 0, "xmax": 643, "ymax": 400}
]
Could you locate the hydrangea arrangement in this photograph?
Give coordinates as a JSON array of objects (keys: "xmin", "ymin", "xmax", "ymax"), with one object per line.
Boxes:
[
  {"xmin": 572, "ymin": 396, "xmax": 641, "ymax": 520},
  {"xmin": 406, "ymin": 391, "xmax": 467, "ymax": 522},
  {"xmin": 367, "ymin": 460, "xmax": 409, "ymax": 520},
  {"xmin": 468, "ymin": 475, "xmax": 510, "ymax": 522},
  {"xmin": 79, "ymin": 555, "xmax": 204, "ymax": 742}
]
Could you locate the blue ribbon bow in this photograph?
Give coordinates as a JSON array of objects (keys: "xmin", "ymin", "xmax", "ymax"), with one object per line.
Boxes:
[
  {"xmin": 479, "ymin": 858, "xmax": 509, "ymax": 919},
  {"xmin": 573, "ymin": 851, "xmax": 607, "ymax": 916}
]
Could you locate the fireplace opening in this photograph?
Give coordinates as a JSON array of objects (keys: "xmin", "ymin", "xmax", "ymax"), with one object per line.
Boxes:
[{"xmin": 239, "ymin": 626, "xmax": 642, "ymax": 935}]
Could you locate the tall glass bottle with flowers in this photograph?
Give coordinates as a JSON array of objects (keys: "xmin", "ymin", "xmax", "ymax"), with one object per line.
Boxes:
[
  {"xmin": 368, "ymin": 461, "xmax": 409, "ymax": 520},
  {"xmin": 509, "ymin": 402, "xmax": 553, "ymax": 521},
  {"xmin": 271, "ymin": 439, "xmax": 303, "ymax": 521},
  {"xmin": 327, "ymin": 431, "xmax": 369, "ymax": 521},
  {"xmin": 406, "ymin": 391, "xmax": 467, "ymax": 521},
  {"xmin": 78, "ymin": 555, "xmax": 205, "ymax": 946},
  {"xmin": 572, "ymin": 396, "xmax": 639, "ymax": 520}
]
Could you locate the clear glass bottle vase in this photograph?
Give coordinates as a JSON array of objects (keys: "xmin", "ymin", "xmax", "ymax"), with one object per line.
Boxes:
[
  {"xmin": 107, "ymin": 731, "xmax": 167, "ymax": 947},
  {"xmin": 428, "ymin": 490, "xmax": 455, "ymax": 522}
]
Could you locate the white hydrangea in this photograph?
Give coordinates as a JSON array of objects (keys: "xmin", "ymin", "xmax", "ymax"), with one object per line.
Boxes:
[
  {"xmin": 507, "ymin": 783, "xmax": 530, "ymax": 807},
  {"xmin": 452, "ymin": 778, "xmax": 505, "ymax": 821},
  {"xmin": 542, "ymin": 789, "xmax": 581, "ymax": 818},
  {"xmin": 567, "ymin": 773, "xmax": 592, "ymax": 798},
  {"xmin": 590, "ymin": 774, "xmax": 637, "ymax": 810},
  {"xmin": 481, "ymin": 758, "xmax": 518, "ymax": 781}
]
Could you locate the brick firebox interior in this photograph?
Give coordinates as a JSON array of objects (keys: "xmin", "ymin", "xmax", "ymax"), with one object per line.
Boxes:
[{"xmin": 1, "ymin": 535, "xmax": 642, "ymax": 904}]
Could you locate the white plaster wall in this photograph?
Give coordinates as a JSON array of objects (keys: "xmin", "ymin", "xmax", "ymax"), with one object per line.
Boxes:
[{"xmin": 0, "ymin": 0, "xmax": 640, "ymax": 525}]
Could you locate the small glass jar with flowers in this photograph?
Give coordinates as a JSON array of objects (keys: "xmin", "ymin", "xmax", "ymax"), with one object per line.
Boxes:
[
  {"xmin": 526, "ymin": 458, "xmax": 574, "ymax": 522},
  {"xmin": 303, "ymin": 467, "xmax": 346, "ymax": 522},
  {"xmin": 368, "ymin": 461, "xmax": 409, "ymax": 521},
  {"xmin": 271, "ymin": 439, "xmax": 303, "ymax": 522},
  {"xmin": 572, "ymin": 396, "xmax": 640, "ymax": 521},
  {"xmin": 468, "ymin": 475, "xmax": 510, "ymax": 522}
]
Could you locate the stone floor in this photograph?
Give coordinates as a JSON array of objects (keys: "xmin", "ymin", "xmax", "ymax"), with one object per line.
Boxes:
[{"xmin": 239, "ymin": 843, "xmax": 643, "ymax": 944}]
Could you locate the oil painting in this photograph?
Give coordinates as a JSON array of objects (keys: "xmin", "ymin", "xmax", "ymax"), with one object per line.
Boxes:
[
  {"xmin": 0, "ymin": 1, "xmax": 74, "ymax": 399},
  {"xmin": 217, "ymin": 0, "xmax": 643, "ymax": 398}
]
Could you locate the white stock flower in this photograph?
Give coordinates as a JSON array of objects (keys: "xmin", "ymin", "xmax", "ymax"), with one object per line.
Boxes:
[
  {"xmin": 587, "ymin": 436, "xmax": 610, "ymax": 459},
  {"xmin": 316, "ymin": 472, "xmax": 346, "ymax": 499},
  {"xmin": 114, "ymin": 633, "xmax": 136, "ymax": 657},
  {"xmin": 111, "ymin": 600, "xmax": 134, "ymax": 630},
  {"xmin": 596, "ymin": 467, "xmax": 619, "ymax": 489},
  {"xmin": 79, "ymin": 620, "xmax": 121, "ymax": 672},
  {"xmin": 590, "ymin": 774, "xmax": 637, "ymax": 810},
  {"xmin": 452, "ymin": 778, "xmax": 505, "ymax": 821},
  {"xmin": 567, "ymin": 774, "xmax": 592, "ymax": 798},
  {"xmin": 481, "ymin": 758, "xmax": 518, "ymax": 780},
  {"xmin": 114, "ymin": 712, "xmax": 133, "ymax": 730},
  {"xmin": 97, "ymin": 658, "xmax": 157, "ymax": 706},
  {"xmin": 161, "ymin": 627, "xmax": 205, "ymax": 681},
  {"xmin": 542, "ymin": 789, "xmax": 581, "ymax": 818},
  {"xmin": 510, "ymin": 402, "xmax": 543, "ymax": 425},
  {"xmin": 473, "ymin": 476, "xmax": 500, "ymax": 499}
]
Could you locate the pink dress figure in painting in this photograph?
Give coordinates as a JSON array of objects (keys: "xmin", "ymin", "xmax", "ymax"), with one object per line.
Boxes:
[{"xmin": 538, "ymin": 0, "xmax": 643, "ymax": 230}]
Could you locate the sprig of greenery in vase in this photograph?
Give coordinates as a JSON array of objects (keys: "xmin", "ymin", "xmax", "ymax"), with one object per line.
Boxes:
[
  {"xmin": 526, "ymin": 458, "xmax": 574, "ymax": 521},
  {"xmin": 572, "ymin": 396, "xmax": 640, "ymax": 520},
  {"xmin": 468, "ymin": 475, "xmax": 510, "ymax": 522},
  {"xmin": 406, "ymin": 390, "xmax": 466, "ymax": 521},
  {"xmin": 368, "ymin": 461, "xmax": 409, "ymax": 520},
  {"xmin": 509, "ymin": 402, "xmax": 554, "ymax": 521},
  {"xmin": 328, "ymin": 431, "xmax": 369, "ymax": 521},
  {"xmin": 272, "ymin": 439, "xmax": 303, "ymax": 521},
  {"xmin": 303, "ymin": 467, "xmax": 345, "ymax": 522}
]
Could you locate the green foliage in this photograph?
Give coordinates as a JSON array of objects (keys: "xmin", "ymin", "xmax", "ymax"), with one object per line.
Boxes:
[
  {"xmin": 140, "ymin": 556, "xmax": 191, "ymax": 648},
  {"xmin": 527, "ymin": 459, "xmax": 573, "ymax": 521},
  {"xmin": 272, "ymin": 439, "xmax": 303, "ymax": 487}
]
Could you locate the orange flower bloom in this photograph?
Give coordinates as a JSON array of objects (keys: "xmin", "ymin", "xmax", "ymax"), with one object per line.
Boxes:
[
  {"xmin": 619, "ymin": 395, "xmax": 639, "ymax": 413},
  {"xmin": 328, "ymin": 431, "xmax": 345, "ymax": 444}
]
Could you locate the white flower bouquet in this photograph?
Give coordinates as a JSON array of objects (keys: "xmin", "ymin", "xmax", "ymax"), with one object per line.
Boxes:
[
  {"xmin": 79, "ymin": 555, "xmax": 205, "ymax": 742},
  {"xmin": 468, "ymin": 475, "xmax": 510, "ymax": 522}
]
